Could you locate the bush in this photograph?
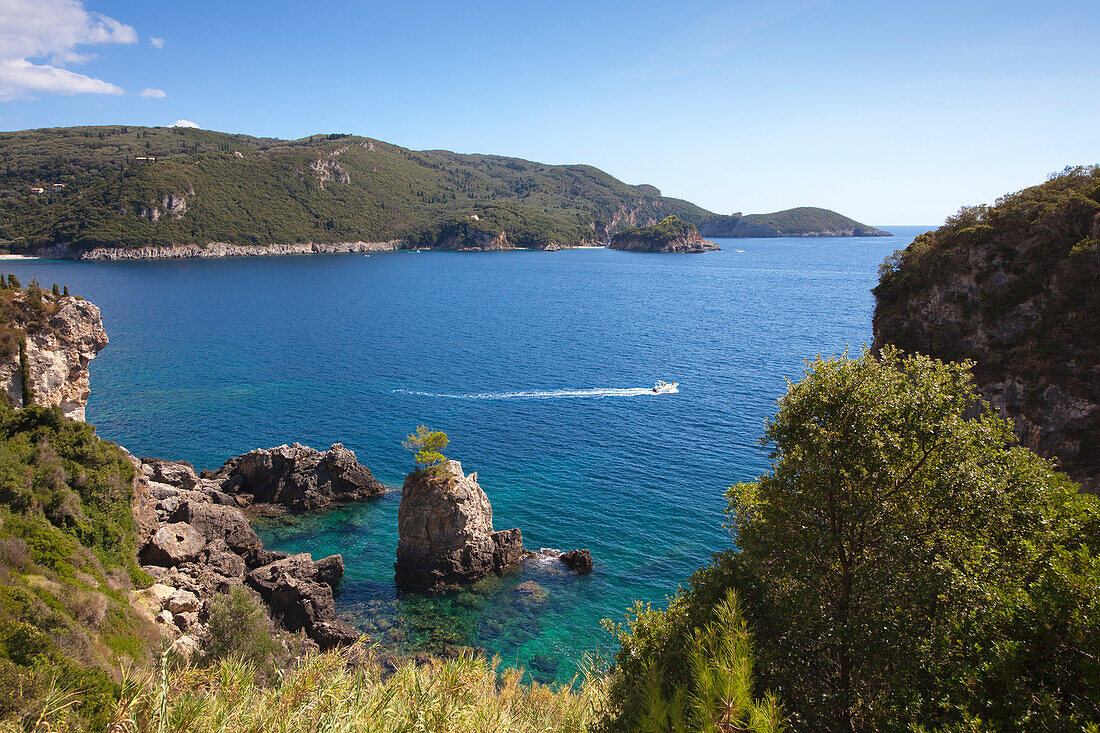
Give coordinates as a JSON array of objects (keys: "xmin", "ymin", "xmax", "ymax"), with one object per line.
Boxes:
[
  {"xmin": 605, "ymin": 347, "xmax": 1100, "ymax": 731},
  {"xmin": 200, "ymin": 586, "xmax": 281, "ymax": 673}
]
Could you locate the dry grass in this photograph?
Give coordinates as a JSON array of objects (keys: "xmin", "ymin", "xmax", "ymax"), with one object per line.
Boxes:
[{"xmin": 15, "ymin": 644, "xmax": 608, "ymax": 733}]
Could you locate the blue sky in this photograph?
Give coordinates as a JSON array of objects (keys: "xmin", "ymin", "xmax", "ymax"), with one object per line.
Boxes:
[{"xmin": 1, "ymin": 0, "xmax": 1097, "ymax": 224}]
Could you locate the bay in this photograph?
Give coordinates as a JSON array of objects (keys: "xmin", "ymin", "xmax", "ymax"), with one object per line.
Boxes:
[{"xmin": 4, "ymin": 226, "xmax": 924, "ymax": 682}]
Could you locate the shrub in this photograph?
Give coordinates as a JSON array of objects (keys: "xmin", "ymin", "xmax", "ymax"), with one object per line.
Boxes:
[{"xmin": 200, "ymin": 586, "xmax": 281, "ymax": 673}]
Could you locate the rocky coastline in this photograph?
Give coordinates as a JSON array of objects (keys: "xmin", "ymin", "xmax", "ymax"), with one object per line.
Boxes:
[
  {"xmin": 609, "ymin": 216, "xmax": 720, "ymax": 253},
  {"xmin": 33, "ymin": 240, "xmax": 403, "ymax": 260},
  {"xmin": 130, "ymin": 446, "xmax": 384, "ymax": 654}
]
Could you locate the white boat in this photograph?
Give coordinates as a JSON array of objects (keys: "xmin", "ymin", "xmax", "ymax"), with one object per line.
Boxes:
[{"xmin": 652, "ymin": 380, "xmax": 678, "ymax": 394}]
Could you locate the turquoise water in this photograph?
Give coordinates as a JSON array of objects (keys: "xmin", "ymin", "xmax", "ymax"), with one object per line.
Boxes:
[{"xmin": 4, "ymin": 228, "xmax": 922, "ymax": 682}]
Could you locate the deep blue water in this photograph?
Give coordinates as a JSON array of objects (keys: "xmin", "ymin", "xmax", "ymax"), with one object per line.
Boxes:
[{"xmin": 4, "ymin": 226, "xmax": 924, "ymax": 682}]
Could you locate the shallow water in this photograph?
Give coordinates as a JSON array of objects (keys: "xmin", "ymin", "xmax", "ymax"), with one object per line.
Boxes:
[{"xmin": 5, "ymin": 227, "xmax": 923, "ymax": 682}]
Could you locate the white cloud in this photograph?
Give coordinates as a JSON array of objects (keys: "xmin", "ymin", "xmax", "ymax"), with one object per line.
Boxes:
[
  {"xmin": 139, "ymin": 87, "xmax": 166, "ymax": 98},
  {"xmin": 0, "ymin": 58, "xmax": 122, "ymax": 100},
  {"xmin": 0, "ymin": 0, "xmax": 136, "ymax": 99},
  {"xmin": 150, "ymin": 37, "xmax": 164, "ymax": 49},
  {"xmin": 168, "ymin": 119, "xmax": 199, "ymax": 128}
]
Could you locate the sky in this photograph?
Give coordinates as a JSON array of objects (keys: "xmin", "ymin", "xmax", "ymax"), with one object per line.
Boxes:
[{"xmin": 0, "ymin": 0, "xmax": 1097, "ymax": 225}]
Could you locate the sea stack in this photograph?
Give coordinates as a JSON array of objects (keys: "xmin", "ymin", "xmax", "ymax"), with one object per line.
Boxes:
[{"xmin": 395, "ymin": 460, "xmax": 524, "ymax": 590}]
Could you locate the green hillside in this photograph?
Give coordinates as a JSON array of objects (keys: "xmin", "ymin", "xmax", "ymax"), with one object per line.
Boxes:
[
  {"xmin": 698, "ymin": 206, "xmax": 890, "ymax": 238},
  {"xmin": 0, "ymin": 126, "xmax": 710, "ymax": 252},
  {"xmin": 0, "ymin": 126, "xmax": 887, "ymax": 253}
]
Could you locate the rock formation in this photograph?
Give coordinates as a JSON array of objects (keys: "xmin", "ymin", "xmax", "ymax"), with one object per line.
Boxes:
[
  {"xmin": 205, "ymin": 442, "xmax": 385, "ymax": 510},
  {"xmin": 0, "ymin": 290, "xmax": 108, "ymax": 420},
  {"xmin": 609, "ymin": 216, "xmax": 720, "ymax": 253},
  {"xmin": 130, "ymin": 450, "xmax": 360, "ymax": 649},
  {"xmin": 873, "ymin": 167, "xmax": 1099, "ymax": 492},
  {"xmin": 395, "ymin": 461, "xmax": 525, "ymax": 589},
  {"xmin": 559, "ymin": 549, "xmax": 594, "ymax": 573}
]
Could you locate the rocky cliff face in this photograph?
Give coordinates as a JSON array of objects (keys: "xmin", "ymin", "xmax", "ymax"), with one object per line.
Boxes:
[
  {"xmin": 0, "ymin": 289, "xmax": 108, "ymax": 421},
  {"xmin": 873, "ymin": 166, "xmax": 1099, "ymax": 492},
  {"xmin": 395, "ymin": 461, "xmax": 524, "ymax": 589}
]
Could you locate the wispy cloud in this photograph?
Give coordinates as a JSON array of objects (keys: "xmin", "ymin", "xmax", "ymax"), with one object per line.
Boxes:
[
  {"xmin": 150, "ymin": 37, "xmax": 164, "ymax": 49},
  {"xmin": 140, "ymin": 87, "xmax": 166, "ymax": 98},
  {"xmin": 168, "ymin": 119, "xmax": 199, "ymax": 128},
  {"xmin": 0, "ymin": 0, "xmax": 136, "ymax": 100}
]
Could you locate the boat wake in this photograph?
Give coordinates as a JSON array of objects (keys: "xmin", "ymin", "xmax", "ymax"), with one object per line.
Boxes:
[{"xmin": 392, "ymin": 385, "xmax": 678, "ymax": 400}]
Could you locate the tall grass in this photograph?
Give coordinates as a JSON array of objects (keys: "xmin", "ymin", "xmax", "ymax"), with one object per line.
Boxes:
[{"xmin": 24, "ymin": 645, "xmax": 607, "ymax": 733}]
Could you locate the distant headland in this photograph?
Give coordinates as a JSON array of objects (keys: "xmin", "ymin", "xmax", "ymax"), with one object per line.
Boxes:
[{"xmin": 0, "ymin": 126, "xmax": 887, "ymax": 259}]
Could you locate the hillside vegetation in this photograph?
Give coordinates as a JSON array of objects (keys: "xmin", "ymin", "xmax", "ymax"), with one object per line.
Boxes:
[
  {"xmin": 0, "ymin": 126, "xmax": 884, "ymax": 253},
  {"xmin": 0, "ymin": 399, "xmax": 158, "ymax": 731},
  {"xmin": 698, "ymin": 207, "xmax": 890, "ymax": 238},
  {"xmin": 873, "ymin": 165, "xmax": 1100, "ymax": 491},
  {"xmin": 0, "ymin": 126, "xmax": 709, "ymax": 252}
]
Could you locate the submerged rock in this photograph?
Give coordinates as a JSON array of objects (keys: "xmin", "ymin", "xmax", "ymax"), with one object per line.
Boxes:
[
  {"xmin": 395, "ymin": 461, "xmax": 524, "ymax": 589},
  {"xmin": 207, "ymin": 443, "xmax": 385, "ymax": 510}
]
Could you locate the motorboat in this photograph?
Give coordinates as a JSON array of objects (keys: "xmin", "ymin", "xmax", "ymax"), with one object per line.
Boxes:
[{"xmin": 652, "ymin": 380, "xmax": 678, "ymax": 394}]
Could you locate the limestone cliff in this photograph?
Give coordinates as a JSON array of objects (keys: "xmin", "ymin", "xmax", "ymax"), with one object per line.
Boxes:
[
  {"xmin": 0, "ymin": 286, "xmax": 108, "ymax": 421},
  {"xmin": 873, "ymin": 166, "xmax": 1099, "ymax": 492},
  {"xmin": 395, "ymin": 460, "xmax": 524, "ymax": 589}
]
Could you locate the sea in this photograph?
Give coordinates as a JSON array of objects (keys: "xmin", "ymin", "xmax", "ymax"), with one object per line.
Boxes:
[{"xmin": 4, "ymin": 226, "xmax": 925, "ymax": 683}]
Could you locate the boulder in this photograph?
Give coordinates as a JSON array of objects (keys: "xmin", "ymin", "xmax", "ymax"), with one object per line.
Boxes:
[
  {"xmin": 241, "ymin": 547, "xmax": 290, "ymax": 570},
  {"xmin": 247, "ymin": 553, "xmax": 344, "ymax": 595},
  {"xmin": 395, "ymin": 461, "xmax": 524, "ymax": 589},
  {"xmin": 170, "ymin": 501, "xmax": 261, "ymax": 552},
  {"xmin": 246, "ymin": 553, "xmax": 350, "ymax": 647},
  {"xmin": 141, "ymin": 523, "xmax": 206, "ymax": 567},
  {"xmin": 141, "ymin": 458, "xmax": 200, "ymax": 490},
  {"xmin": 559, "ymin": 549, "xmax": 594, "ymax": 573},
  {"xmin": 165, "ymin": 588, "xmax": 202, "ymax": 614},
  {"xmin": 200, "ymin": 539, "xmax": 247, "ymax": 579},
  {"xmin": 206, "ymin": 443, "xmax": 385, "ymax": 510},
  {"xmin": 309, "ymin": 619, "xmax": 361, "ymax": 649}
]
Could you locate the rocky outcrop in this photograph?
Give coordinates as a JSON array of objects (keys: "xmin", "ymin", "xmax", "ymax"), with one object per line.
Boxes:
[
  {"xmin": 205, "ymin": 442, "xmax": 385, "ymax": 510},
  {"xmin": 129, "ymin": 450, "xmax": 359, "ymax": 649},
  {"xmin": 609, "ymin": 216, "xmax": 720, "ymax": 253},
  {"xmin": 36, "ymin": 240, "xmax": 402, "ymax": 260},
  {"xmin": 395, "ymin": 461, "xmax": 524, "ymax": 589},
  {"xmin": 559, "ymin": 549, "xmax": 594, "ymax": 573},
  {"xmin": 873, "ymin": 167, "xmax": 1099, "ymax": 492},
  {"xmin": 246, "ymin": 554, "xmax": 358, "ymax": 646},
  {"xmin": 0, "ymin": 290, "xmax": 108, "ymax": 421}
]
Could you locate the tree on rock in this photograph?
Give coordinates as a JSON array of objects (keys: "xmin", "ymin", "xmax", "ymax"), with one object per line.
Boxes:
[{"xmin": 403, "ymin": 426, "xmax": 449, "ymax": 472}]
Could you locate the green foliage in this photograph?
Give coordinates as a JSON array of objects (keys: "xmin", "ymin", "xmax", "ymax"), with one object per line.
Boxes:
[
  {"xmin": 698, "ymin": 207, "xmax": 888, "ymax": 238},
  {"xmin": 873, "ymin": 164, "xmax": 1100, "ymax": 485},
  {"xmin": 402, "ymin": 426, "xmax": 450, "ymax": 471},
  {"xmin": 611, "ymin": 216, "xmax": 699, "ymax": 248},
  {"xmin": 0, "ymin": 399, "xmax": 154, "ymax": 730},
  {"xmin": 200, "ymin": 587, "xmax": 282, "ymax": 673},
  {"xmin": 607, "ymin": 347, "xmax": 1100, "ymax": 731},
  {"xmin": 0, "ymin": 126, "xmax": 714, "ymax": 251},
  {"xmin": 621, "ymin": 590, "xmax": 784, "ymax": 733}
]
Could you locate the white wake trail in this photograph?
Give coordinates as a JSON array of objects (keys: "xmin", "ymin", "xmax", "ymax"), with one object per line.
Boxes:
[{"xmin": 392, "ymin": 386, "xmax": 678, "ymax": 400}]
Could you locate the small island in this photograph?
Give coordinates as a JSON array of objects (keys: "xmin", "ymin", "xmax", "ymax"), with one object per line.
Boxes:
[{"xmin": 608, "ymin": 216, "xmax": 720, "ymax": 253}]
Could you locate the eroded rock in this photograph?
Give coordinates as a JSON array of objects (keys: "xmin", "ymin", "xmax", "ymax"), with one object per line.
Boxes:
[
  {"xmin": 395, "ymin": 461, "xmax": 524, "ymax": 589},
  {"xmin": 141, "ymin": 523, "xmax": 206, "ymax": 566},
  {"xmin": 206, "ymin": 443, "xmax": 385, "ymax": 510}
]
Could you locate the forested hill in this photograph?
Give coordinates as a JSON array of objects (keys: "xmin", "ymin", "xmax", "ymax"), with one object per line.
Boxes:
[
  {"xmin": 698, "ymin": 206, "xmax": 891, "ymax": 238},
  {"xmin": 0, "ymin": 126, "xmax": 884, "ymax": 253}
]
